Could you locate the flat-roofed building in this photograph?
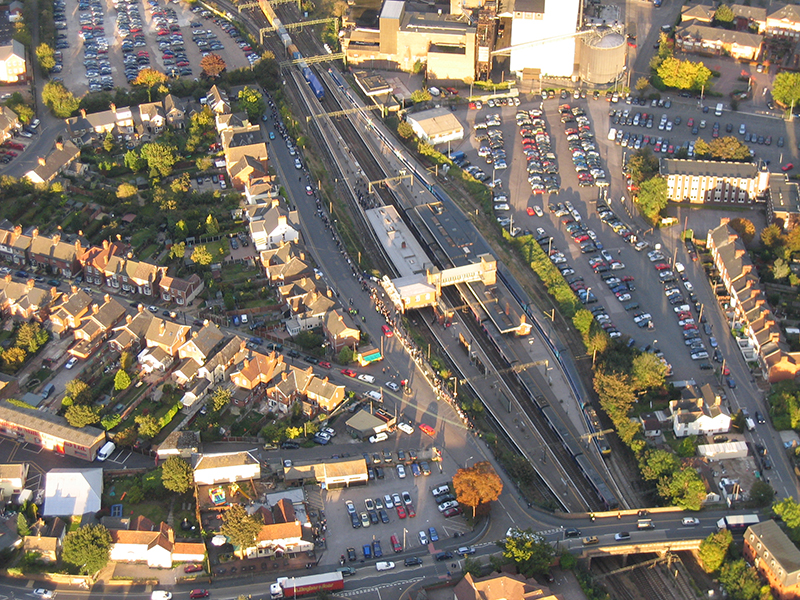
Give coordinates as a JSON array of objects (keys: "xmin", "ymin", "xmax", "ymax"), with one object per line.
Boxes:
[
  {"xmin": 0, "ymin": 401, "xmax": 106, "ymax": 461},
  {"xmin": 660, "ymin": 158, "xmax": 770, "ymax": 204},
  {"xmin": 767, "ymin": 174, "xmax": 800, "ymax": 229},
  {"xmin": 283, "ymin": 457, "xmax": 368, "ymax": 488},
  {"xmin": 406, "ymin": 107, "xmax": 464, "ymax": 146}
]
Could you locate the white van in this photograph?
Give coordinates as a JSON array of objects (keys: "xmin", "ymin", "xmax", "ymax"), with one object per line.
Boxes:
[
  {"xmin": 369, "ymin": 432, "xmax": 388, "ymax": 444},
  {"xmin": 97, "ymin": 441, "xmax": 116, "ymax": 461},
  {"xmin": 366, "ymin": 390, "xmax": 383, "ymax": 401},
  {"xmin": 607, "ymin": 127, "xmax": 617, "ymax": 141},
  {"xmin": 715, "ymin": 103, "xmax": 723, "ymax": 116}
]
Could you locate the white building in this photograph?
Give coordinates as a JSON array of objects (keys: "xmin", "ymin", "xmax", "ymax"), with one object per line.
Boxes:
[
  {"xmin": 670, "ymin": 384, "xmax": 731, "ymax": 438},
  {"xmin": 500, "ymin": 0, "xmax": 580, "ymax": 78},
  {"xmin": 192, "ymin": 450, "xmax": 261, "ymax": 485}
]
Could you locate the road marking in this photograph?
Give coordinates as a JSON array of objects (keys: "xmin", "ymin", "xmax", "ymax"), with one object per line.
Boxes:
[{"xmin": 334, "ymin": 578, "xmax": 425, "ymax": 596}]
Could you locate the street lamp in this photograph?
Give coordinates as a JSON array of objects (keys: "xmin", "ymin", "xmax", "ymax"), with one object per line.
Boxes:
[{"xmin": 465, "ymin": 455, "xmax": 473, "ymax": 468}]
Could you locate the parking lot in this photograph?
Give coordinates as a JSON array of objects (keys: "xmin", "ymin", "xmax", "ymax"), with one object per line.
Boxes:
[
  {"xmin": 55, "ymin": 0, "xmax": 253, "ymax": 96},
  {"xmin": 317, "ymin": 442, "xmax": 471, "ymax": 568}
]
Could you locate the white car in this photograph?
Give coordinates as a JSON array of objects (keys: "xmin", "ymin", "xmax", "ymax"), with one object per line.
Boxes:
[
  {"xmin": 418, "ymin": 531, "xmax": 429, "ymax": 545},
  {"xmin": 673, "ymin": 305, "xmax": 691, "ymax": 313},
  {"xmin": 648, "ymin": 251, "xmax": 664, "ymax": 262},
  {"xmin": 30, "ymin": 119, "xmax": 40, "ymax": 130},
  {"xmin": 220, "ymin": 179, "xmax": 227, "ymax": 189},
  {"xmin": 65, "ymin": 357, "xmax": 78, "ymax": 369},
  {"xmin": 383, "ymin": 494, "xmax": 394, "ymax": 508},
  {"xmin": 397, "ymin": 422, "xmax": 414, "ymax": 435},
  {"xmin": 375, "ymin": 561, "xmax": 395, "ymax": 571},
  {"xmin": 396, "ymin": 464, "xmax": 406, "ymax": 478},
  {"xmin": 345, "ymin": 500, "xmax": 356, "ymax": 514},
  {"xmin": 532, "ymin": 205, "xmax": 543, "ymax": 217},
  {"xmin": 369, "ymin": 432, "xmax": 388, "ymax": 443},
  {"xmin": 438, "ymin": 501, "xmax": 459, "ymax": 512},
  {"xmin": 151, "ymin": 593, "xmax": 172, "ymax": 600},
  {"xmin": 357, "ymin": 374, "xmax": 376, "ymax": 384},
  {"xmin": 684, "ymin": 281, "xmax": 694, "ymax": 292},
  {"xmin": 365, "ymin": 498, "xmax": 375, "ymax": 511},
  {"xmin": 33, "ymin": 591, "xmax": 53, "ymax": 599},
  {"xmin": 385, "ymin": 381, "xmax": 400, "ymax": 391},
  {"xmin": 494, "ymin": 203, "xmax": 510, "ymax": 211},
  {"xmin": 681, "ymin": 517, "xmax": 700, "ymax": 526},
  {"xmin": 294, "ymin": 158, "xmax": 302, "ymax": 169},
  {"xmin": 402, "ymin": 491, "xmax": 412, "ymax": 505}
]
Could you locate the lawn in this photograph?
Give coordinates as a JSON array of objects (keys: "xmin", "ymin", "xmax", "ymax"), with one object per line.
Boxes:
[{"xmin": 103, "ymin": 474, "xmax": 170, "ymax": 525}]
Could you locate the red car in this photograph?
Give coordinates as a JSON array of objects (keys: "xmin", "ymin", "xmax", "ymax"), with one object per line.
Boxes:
[
  {"xmin": 622, "ymin": 275, "xmax": 635, "ymax": 282},
  {"xmin": 442, "ymin": 507, "xmax": 462, "ymax": 518},
  {"xmin": 318, "ymin": 361, "xmax": 331, "ymax": 369},
  {"xmin": 419, "ymin": 424, "xmax": 435, "ymax": 436},
  {"xmin": 340, "ymin": 368, "xmax": 357, "ymax": 377},
  {"xmin": 189, "ymin": 591, "xmax": 209, "ymax": 599},
  {"xmin": 381, "ymin": 324, "xmax": 393, "ymax": 337},
  {"xmin": 184, "ymin": 564, "xmax": 204, "ymax": 573},
  {"xmin": 396, "ymin": 504, "xmax": 407, "ymax": 519},
  {"xmin": 783, "ymin": 163, "xmax": 794, "ymax": 172},
  {"xmin": 527, "ymin": 207, "xmax": 535, "ymax": 216},
  {"xmin": 406, "ymin": 504, "xmax": 416, "ymax": 518},
  {"xmin": 654, "ymin": 262, "xmax": 670, "ymax": 271}
]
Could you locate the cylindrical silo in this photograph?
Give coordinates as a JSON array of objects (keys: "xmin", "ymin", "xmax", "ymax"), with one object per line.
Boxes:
[{"xmin": 579, "ymin": 28, "xmax": 626, "ymax": 85}]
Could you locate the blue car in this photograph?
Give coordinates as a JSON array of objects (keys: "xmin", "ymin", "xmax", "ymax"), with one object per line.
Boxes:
[
  {"xmin": 372, "ymin": 540, "xmax": 382, "ymax": 558},
  {"xmin": 428, "ymin": 527, "xmax": 439, "ymax": 542},
  {"xmin": 727, "ymin": 377, "xmax": 736, "ymax": 389},
  {"xmin": 363, "ymin": 544, "xmax": 371, "ymax": 559}
]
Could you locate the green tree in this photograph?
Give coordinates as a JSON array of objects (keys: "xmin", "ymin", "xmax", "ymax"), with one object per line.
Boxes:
[
  {"xmin": 17, "ymin": 512, "xmax": 30, "ymax": 536},
  {"xmin": 200, "ymin": 53, "xmax": 227, "ymax": 78},
  {"xmin": 115, "ymin": 425, "xmax": 138, "ymax": 447},
  {"xmin": 631, "ymin": 352, "xmax": 667, "ymax": 390},
  {"xmin": 124, "ymin": 150, "xmax": 146, "ymax": 172},
  {"xmin": 714, "ymin": 4, "xmax": 734, "ymax": 23},
  {"xmin": 103, "ymin": 131, "xmax": 115, "ymax": 154},
  {"xmin": 212, "ymin": 387, "xmax": 232, "ymax": 412},
  {"xmin": 693, "ymin": 137, "xmax": 712, "ymax": 158},
  {"xmin": 498, "ymin": 529, "xmax": 555, "ymax": 577},
  {"xmin": 397, "ymin": 121, "xmax": 415, "ymax": 140},
  {"xmin": 657, "ymin": 465, "xmax": 706, "ymax": 510},
  {"xmin": 773, "ymin": 258, "xmax": 791, "ymax": 280},
  {"xmin": 6, "ymin": 96, "xmax": 33, "ymax": 124},
  {"xmin": 411, "ymin": 89, "xmax": 432, "ymax": 103},
  {"xmin": 41, "ymin": 81, "xmax": 80, "ymax": 118},
  {"xmin": 338, "ymin": 346, "xmax": 354, "ymax": 364},
  {"xmin": 774, "ymin": 496, "xmax": 800, "ymax": 528},
  {"xmin": 748, "ymin": 480, "xmax": 774, "ymax": 508},
  {"xmin": 719, "ymin": 559, "xmax": 766, "ymax": 600},
  {"xmin": 238, "ymin": 86, "xmax": 266, "ymax": 122},
  {"xmin": 286, "ymin": 426, "xmax": 303, "ymax": 439},
  {"xmin": 729, "ymin": 218, "xmax": 756, "ymax": 245},
  {"xmin": 639, "ymin": 448, "xmax": 679, "ymax": 481},
  {"xmin": 196, "ymin": 156, "xmax": 213, "ymax": 172},
  {"xmin": 120, "ymin": 351, "xmax": 133, "ymax": 372},
  {"xmin": 133, "ymin": 68, "xmax": 168, "ymax": 102},
  {"xmin": 169, "ymin": 241, "xmax": 186, "ymax": 260},
  {"xmin": 635, "ymin": 177, "xmax": 668, "ymax": 223},
  {"xmin": 171, "ymin": 173, "xmax": 191, "ymax": 193},
  {"xmin": 762, "ymin": 223, "xmax": 786, "ymax": 250},
  {"xmin": 2, "ymin": 346, "xmax": 26, "ymax": 369},
  {"xmin": 771, "ymin": 71, "xmax": 800, "ymax": 108},
  {"xmin": 656, "ymin": 57, "xmax": 712, "ymax": 91},
  {"xmin": 572, "ymin": 308, "xmax": 594, "ymax": 340},
  {"xmin": 707, "ymin": 136, "xmax": 751, "ymax": 161},
  {"xmin": 64, "ymin": 404, "xmax": 100, "ymax": 428},
  {"xmin": 698, "ymin": 529, "xmax": 732, "ymax": 573},
  {"xmin": 15, "ymin": 322, "xmax": 48, "ymax": 353},
  {"xmin": 66, "ymin": 379, "xmax": 92, "ymax": 405},
  {"xmin": 135, "ymin": 414, "xmax": 160, "ymax": 438},
  {"xmin": 627, "ymin": 148, "xmax": 659, "ymax": 186},
  {"xmin": 35, "ymin": 43, "xmax": 56, "ymax": 72},
  {"xmin": 451, "ymin": 461, "xmax": 503, "ymax": 516},
  {"xmin": 140, "ymin": 142, "xmax": 178, "ymax": 179},
  {"xmin": 62, "ymin": 524, "xmax": 112, "ymax": 575},
  {"xmin": 635, "ymin": 76, "xmax": 650, "ymax": 92},
  {"xmin": 205, "ymin": 214, "xmax": 220, "ymax": 236},
  {"xmin": 114, "ymin": 369, "xmax": 131, "ymax": 391},
  {"xmin": 161, "ymin": 456, "xmax": 193, "ymax": 494},
  {"xmin": 117, "ymin": 182, "xmax": 138, "ymax": 199},
  {"xmin": 220, "ymin": 504, "xmax": 263, "ymax": 557},
  {"xmin": 100, "ymin": 414, "xmax": 122, "ymax": 431},
  {"xmin": 463, "ymin": 556, "xmax": 482, "ymax": 577},
  {"xmin": 191, "ymin": 245, "xmax": 213, "ymax": 266}
]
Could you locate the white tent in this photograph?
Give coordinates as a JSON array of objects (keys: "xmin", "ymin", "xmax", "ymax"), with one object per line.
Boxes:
[{"xmin": 42, "ymin": 468, "xmax": 103, "ymax": 517}]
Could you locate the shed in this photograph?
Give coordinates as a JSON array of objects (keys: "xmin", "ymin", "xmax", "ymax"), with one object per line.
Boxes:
[{"xmin": 345, "ymin": 410, "xmax": 387, "ymax": 438}]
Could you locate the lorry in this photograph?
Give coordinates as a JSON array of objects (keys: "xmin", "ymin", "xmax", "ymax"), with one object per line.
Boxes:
[
  {"xmin": 270, "ymin": 573, "xmax": 344, "ymax": 599},
  {"xmin": 716, "ymin": 515, "xmax": 759, "ymax": 532},
  {"xmin": 746, "ymin": 418, "xmax": 756, "ymax": 432}
]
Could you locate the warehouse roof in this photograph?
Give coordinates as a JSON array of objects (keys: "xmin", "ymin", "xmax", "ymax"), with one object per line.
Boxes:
[{"xmin": 0, "ymin": 401, "xmax": 105, "ymax": 448}]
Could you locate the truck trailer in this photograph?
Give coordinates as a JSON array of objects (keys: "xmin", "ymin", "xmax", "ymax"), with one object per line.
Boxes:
[
  {"xmin": 716, "ymin": 515, "xmax": 759, "ymax": 532},
  {"xmin": 270, "ymin": 572, "xmax": 344, "ymax": 599}
]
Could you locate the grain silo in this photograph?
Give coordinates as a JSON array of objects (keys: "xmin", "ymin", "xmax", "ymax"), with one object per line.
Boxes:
[{"xmin": 579, "ymin": 27, "xmax": 626, "ymax": 85}]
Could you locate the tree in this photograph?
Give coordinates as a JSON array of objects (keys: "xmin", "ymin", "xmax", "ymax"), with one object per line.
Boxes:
[
  {"xmin": 411, "ymin": 89, "xmax": 432, "ymax": 103},
  {"xmin": 100, "ymin": 414, "xmax": 121, "ymax": 431},
  {"xmin": 626, "ymin": 148, "xmax": 659, "ymax": 185},
  {"xmin": 698, "ymin": 529, "xmax": 732, "ymax": 573},
  {"xmin": 103, "ymin": 131, "xmax": 115, "ymax": 154},
  {"xmin": 140, "ymin": 142, "xmax": 178, "ymax": 179},
  {"xmin": 773, "ymin": 258, "xmax": 791, "ymax": 280},
  {"xmin": 635, "ymin": 177, "xmax": 668, "ymax": 223},
  {"xmin": 114, "ymin": 369, "xmax": 131, "ymax": 391},
  {"xmin": 338, "ymin": 346, "xmax": 354, "ymax": 364},
  {"xmin": 719, "ymin": 559, "xmax": 766, "ymax": 600},
  {"xmin": 397, "ymin": 121, "xmax": 415, "ymax": 140},
  {"xmin": 656, "ymin": 57, "xmax": 712, "ymax": 91},
  {"xmin": 631, "ymin": 352, "xmax": 667, "ymax": 390},
  {"xmin": 771, "ymin": 71, "xmax": 800, "ymax": 108},
  {"xmin": 133, "ymin": 68, "xmax": 168, "ymax": 102},
  {"xmin": 200, "ymin": 53, "xmax": 227, "ymax": 78},
  {"xmin": 62, "ymin": 524, "xmax": 112, "ymax": 575},
  {"xmin": 238, "ymin": 86, "xmax": 266, "ymax": 122},
  {"xmin": 714, "ymin": 4, "xmax": 734, "ymax": 23},
  {"xmin": 572, "ymin": 308, "xmax": 594, "ymax": 340},
  {"xmin": 135, "ymin": 414, "xmax": 160, "ymax": 439},
  {"xmin": 205, "ymin": 214, "xmax": 220, "ymax": 236},
  {"xmin": 657, "ymin": 465, "xmax": 706, "ymax": 510},
  {"xmin": 35, "ymin": 43, "xmax": 56, "ymax": 72},
  {"xmin": 17, "ymin": 512, "xmax": 30, "ymax": 536},
  {"xmin": 196, "ymin": 156, "xmax": 213, "ymax": 172},
  {"xmin": 693, "ymin": 138, "xmax": 712, "ymax": 158},
  {"xmin": 452, "ymin": 461, "xmax": 503, "ymax": 516},
  {"xmin": 65, "ymin": 404, "xmax": 100, "ymax": 428},
  {"xmin": 498, "ymin": 529, "xmax": 555, "ymax": 577},
  {"xmin": 16, "ymin": 322, "xmax": 48, "ymax": 353},
  {"xmin": 171, "ymin": 173, "xmax": 191, "ymax": 193},
  {"xmin": 729, "ymin": 218, "xmax": 756, "ymax": 245},
  {"xmin": 2, "ymin": 346, "xmax": 26, "ymax": 369},
  {"xmin": 124, "ymin": 150, "xmax": 146, "ymax": 172},
  {"xmin": 707, "ymin": 136, "xmax": 751, "ymax": 161},
  {"xmin": 66, "ymin": 379, "xmax": 92, "ymax": 405},
  {"xmin": 212, "ymin": 387, "xmax": 232, "ymax": 412},
  {"xmin": 117, "ymin": 182, "xmax": 138, "ymax": 199},
  {"xmin": 169, "ymin": 241, "xmax": 186, "ymax": 260},
  {"xmin": 463, "ymin": 556, "xmax": 482, "ymax": 577},
  {"xmin": 639, "ymin": 448, "xmax": 679, "ymax": 481},
  {"xmin": 161, "ymin": 456, "xmax": 193, "ymax": 494},
  {"xmin": 220, "ymin": 504, "xmax": 263, "ymax": 556},
  {"xmin": 41, "ymin": 81, "xmax": 79, "ymax": 118},
  {"xmin": 191, "ymin": 245, "xmax": 213, "ymax": 266},
  {"xmin": 762, "ymin": 224, "xmax": 786, "ymax": 250},
  {"xmin": 748, "ymin": 480, "xmax": 774, "ymax": 508},
  {"xmin": 635, "ymin": 76, "xmax": 650, "ymax": 91},
  {"xmin": 774, "ymin": 496, "xmax": 800, "ymax": 529}
]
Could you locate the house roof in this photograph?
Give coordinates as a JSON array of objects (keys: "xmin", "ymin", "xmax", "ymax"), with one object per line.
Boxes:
[
  {"xmin": 54, "ymin": 288, "xmax": 93, "ymax": 318},
  {"xmin": 182, "ymin": 323, "xmax": 225, "ymax": 359},
  {"xmin": 454, "ymin": 572, "xmax": 558, "ymax": 600},
  {"xmin": 256, "ymin": 521, "xmax": 303, "ymax": 544},
  {"xmin": 163, "ymin": 94, "xmax": 185, "ymax": 115},
  {"xmin": 105, "ymin": 256, "xmax": 163, "ymax": 283},
  {"xmin": 768, "ymin": 4, "xmax": 800, "ymax": 23},
  {"xmin": 681, "ymin": 4, "xmax": 715, "ymax": 21},
  {"xmin": 42, "ymin": 468, "xmax": 103, "ymax": 517},
  {"xmin": 193, "ymin": 450, "xmax": 260, "ymax": 471},
  {"xmin": 27, "ymin": 141, "xmax": 81, "ymax": 183},
  {"xmin": 159, "ymin": 273, "xmax": 201, "ymax": 293},
  {"xmin": 675, "ymin": 22, "xmax": 764, "ymax": 49},
  {"xmin": 80, "ymin": 240, "xmax": 129, "ymax": 272},
  {"xmin": 731, "ymin": 4, "xmax": 766, "ymax": 21},
  {"xmin": 0, "ymin": 463, "xmax": 26, "ymax": 480},
  {"xmin": 0, "ymin": 40, "xmax": 25, "ymax": 63},
  {"xmin": 747, "ymin": 520, "xmax": 800, "ymax": 576},
  {"xmin": 324, "ymin": 309, "xmax": 360, "ymax": 338},
  {"xmin": 0, "ymin": 401, "xmax": 105, "ymax": 449},
  {"xmin": 145, "ymin": 318, "xmax": 191, "ymax": 350},
  {"xmin": 110, "ymin": 310, "xmax": 154, "ymax": 348}
]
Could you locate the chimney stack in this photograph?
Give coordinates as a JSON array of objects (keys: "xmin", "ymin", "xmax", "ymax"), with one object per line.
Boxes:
[
  {"xmin": 37, "ymin": 157, "xmax": 46, "ymax": 166},
  {"xmin": 80, "ymin": 109, "xmax": 87, "ymax": 118},
  {"xmin": 55, "ymin": 141, "xmax": 63, "ymax": 151}
]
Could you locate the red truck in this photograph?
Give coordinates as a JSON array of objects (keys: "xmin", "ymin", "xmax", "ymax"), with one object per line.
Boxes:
[{"xmin": 270, "ymin": 572, "xmax": 344, "ymax": 599}]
